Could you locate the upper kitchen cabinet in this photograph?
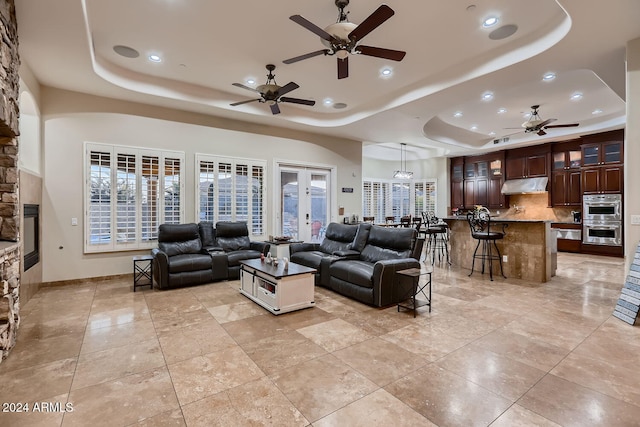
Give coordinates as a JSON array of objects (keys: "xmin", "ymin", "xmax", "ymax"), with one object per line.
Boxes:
[
  {"xmin": 580, "ymin": 130, "xmax": 624, "ymax": 194},
  {"xmin": 450, "ymin": 157, "xmax": 464, "ymax": 210},
  {"xmin": 551, "ymin": 140, "xmax": 582, "ymax": 206},
  {"xmin": 460, "ymin": 152, "xmax": 504, "ymax": 209},
  {"xmin": 505, "ymin": 145, "xmax": 550, "ymax": 180}
]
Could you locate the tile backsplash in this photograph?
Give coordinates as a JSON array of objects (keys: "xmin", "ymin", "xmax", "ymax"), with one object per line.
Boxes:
[{"xmin": 494, "ymin": 193, "xmax": 579, "ymax": 223}]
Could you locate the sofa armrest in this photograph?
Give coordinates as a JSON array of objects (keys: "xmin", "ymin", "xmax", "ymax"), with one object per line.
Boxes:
[
  {"xmin": 373, "ymin": 258, "xmax": 421, "ymax": 307},
  {"xmin": 318, "ymin": 254, "xmax": 343, "ymax": 287},
  {"xmin": 332, "ymin": 249, "xmax": 360, "ymax": 260},
  {"xmin": 250, "ymin": 241, "xmax": 271, "ymax": 256},
  {"xmin": 151, "ymin": 248, "xmax": 169, "ymax": 290},
  {"xmin": 289, "ymin": 242, "xmax": 320, "ymax": 255}
]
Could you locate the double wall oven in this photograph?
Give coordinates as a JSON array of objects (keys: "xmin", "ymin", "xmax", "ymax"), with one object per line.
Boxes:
[{"xmin": 582, "ymin": 194, "xmax": 622, "ymax": 246}]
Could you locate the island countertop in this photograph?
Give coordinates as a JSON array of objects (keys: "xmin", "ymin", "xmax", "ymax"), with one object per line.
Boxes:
[{"xmin": 443, "ymin": 216, "xmax": 553, "ymax": 223}]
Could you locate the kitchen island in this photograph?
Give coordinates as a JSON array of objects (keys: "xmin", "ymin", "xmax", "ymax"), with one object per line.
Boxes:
[{"xmin": 443, "ymin": 217, "xmax": 556, "ymax": 283}]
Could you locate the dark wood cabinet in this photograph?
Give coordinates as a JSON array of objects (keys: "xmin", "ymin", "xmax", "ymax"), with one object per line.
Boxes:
[
  {"xmin": 505, "ymin": 148, "xmax": 549, "ymax": 180},
  {"xmin": 450, "ymin": 157, "xmax": 464, "ymax": 210},
  {"xmin": 458, "ymin": 153, "xmax": 504, "ymax": 209},
  {"xmin": 580, "ymin": 130, "xmax": 624, "ymax": 194},
  {"xmin": 550, "ymin": 142, "xmax": 581, "ymax": 206}
]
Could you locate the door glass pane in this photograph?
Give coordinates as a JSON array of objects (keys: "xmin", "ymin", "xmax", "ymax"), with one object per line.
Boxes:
[
  {"xmin": 116, "ymin": 154, "xmax": 136, "ymax": 243},
  {"xmin": 604, "ymin": 143, "xmax": 621, "ymax": 163},
  {"xmin": 310, "ymin": 174, "xmax": 327, "ymax": 243},
  {"xmin": 553, "ymin": 152, "xmax": 565, "ymax": 170},
  {"xmin": 464, "ymin": 163, "xmax": 475, "ymax": 178},
  {"xmin": 89, "ymin": 151, "xmax": 111, "ymax": 245},
  {"xmin": 568, "ymin": 150, "xmax": 581, "ymax": 168},
  {"xmin": 281, "ymin": 171, "xmax": 299, "ymax": 240},
  {"xmin": 490, "ymin": 160, "xmax": 502, "ymax": 176},
  {"xmin": 583, "ymin": 145, "xmax": 599, "ymax": 165}
]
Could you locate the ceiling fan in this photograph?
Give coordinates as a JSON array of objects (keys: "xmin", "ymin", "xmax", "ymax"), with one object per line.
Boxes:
[
  {"xmin": 507, "ymin": 105, "xmax": 579, "ymax": 136},
  {"xmin": 230, "ymin": 64, "xmax": 315, "ymax": 115},
  {"xmin": 283, "ymin": 0, "xmax": 406, "ymax": 79}
]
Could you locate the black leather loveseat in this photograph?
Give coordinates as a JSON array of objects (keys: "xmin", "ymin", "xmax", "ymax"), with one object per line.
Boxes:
[
  {"xmin": 290, "ymin": 222, "xmax": 423, "ymax": 307},
  {"xmin": 152, "ymin": 221, "xmax": 269, "ymax": 289}
]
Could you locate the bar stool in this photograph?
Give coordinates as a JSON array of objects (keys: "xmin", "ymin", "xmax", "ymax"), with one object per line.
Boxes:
[
  {"xmin": 467, "ymin": 207, "xmax": 507, "ymax": 280},
  {"xmin": 422, "ymin": 211, "xmax": 450, "ymax": 265}
]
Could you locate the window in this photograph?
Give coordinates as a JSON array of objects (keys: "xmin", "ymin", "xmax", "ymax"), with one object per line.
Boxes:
[
  {"xmin": 85, "ymin": 143, "xmax": 185, "ymax": 253},
  {"xmin": 363, "ymin": 178, "xmax": 437, "ymax": 221},
  {"xmin": 196, "ymin": 154, "xmax": 266, "ymax": 236}
]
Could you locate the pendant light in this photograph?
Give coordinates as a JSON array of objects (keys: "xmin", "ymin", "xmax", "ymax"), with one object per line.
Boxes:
[{"xmin": 393, "ymin": 143, "xmax": 413, "ymax": 179}]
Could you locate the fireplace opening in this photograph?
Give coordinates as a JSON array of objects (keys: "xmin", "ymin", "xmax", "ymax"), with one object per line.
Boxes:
[{"xmin": 24, "ymin": 204, "xmax": 39, "ymax": 271}]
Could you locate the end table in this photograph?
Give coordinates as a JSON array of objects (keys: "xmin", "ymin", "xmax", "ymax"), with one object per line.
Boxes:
[
  {"xmin": 133, "ymin": 254, "xmax": 154, "ymax": 291},
  {"xmin": 396, "ymin": 268, "xmax": 431, "ymax": 317}
]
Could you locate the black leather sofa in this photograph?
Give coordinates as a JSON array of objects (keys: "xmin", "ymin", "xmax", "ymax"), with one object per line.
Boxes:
[
  {"xmin": 290, "ymin": 222, "xmax": 423, "ymax": 307},
  {"xmin": 152, "ymin": 221, "xmax": 270, "ymax": 289}
]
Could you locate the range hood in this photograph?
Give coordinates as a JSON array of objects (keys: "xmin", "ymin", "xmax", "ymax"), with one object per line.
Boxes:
[{"xmin": 501, "ymin": 177, "xmax": 549, "ymax": 195}]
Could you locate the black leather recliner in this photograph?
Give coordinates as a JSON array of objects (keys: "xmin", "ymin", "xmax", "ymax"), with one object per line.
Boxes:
[
  {"xmin": 152, "ymin": 223, "xmax": 218, "ymax": 289},
  {"xmin": 289, "ymin": 222, "xmax": 362, "ymax": 285},
  {"xmin": 328, "ymin": 226, "xmax": 422, "ymax": 307},
  {"xmin": 215, "ymin": 221, "xmax": 270, "ymax": 279}
]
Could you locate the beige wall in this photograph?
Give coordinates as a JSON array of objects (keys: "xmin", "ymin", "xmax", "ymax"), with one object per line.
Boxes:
[
  {"xmin": 40, "ymin": 88, "xmax": 363, "ymax": 282},
  {"xmin": 362, "ymin": 156, "xmax": 449, "ymax": 218},
  {"xmin": 625, "ymin": 37, "xmax": 640, "ymax": 272}
]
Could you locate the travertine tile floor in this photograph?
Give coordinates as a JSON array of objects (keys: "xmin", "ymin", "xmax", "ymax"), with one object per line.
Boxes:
[{"xmin": 2, "ymin": 253, "xmax": 640, "ymax": 426}]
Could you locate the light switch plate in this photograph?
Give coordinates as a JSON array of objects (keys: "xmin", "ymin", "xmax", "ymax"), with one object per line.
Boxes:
[
  {"xmin": 631, "ymin": 215, "xmax": 640, "ymax": 225},
  {"xmin": 71, "ymin": 217, "xmax": 78, "ymax": 226}
]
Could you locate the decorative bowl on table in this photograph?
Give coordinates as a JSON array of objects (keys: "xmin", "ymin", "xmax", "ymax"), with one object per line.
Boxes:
[{"xmin": 273, "ymin": 236, "xmax": 292, "ymax": 242}]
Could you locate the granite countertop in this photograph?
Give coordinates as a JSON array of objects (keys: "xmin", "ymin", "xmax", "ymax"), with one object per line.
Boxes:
[{"xmin": 444, "ymin": 216, "xmax": 553, "ymax": 223}]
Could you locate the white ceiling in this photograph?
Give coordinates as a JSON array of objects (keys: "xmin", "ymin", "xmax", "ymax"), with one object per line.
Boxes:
[{"xmin": 15, "ymin": 0, "xmax": 640, "ymax": 160}]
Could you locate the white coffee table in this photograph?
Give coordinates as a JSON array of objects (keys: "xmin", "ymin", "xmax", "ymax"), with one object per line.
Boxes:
[{"xmin": 239, "ymin": 258, "xmax": 315, "ymax": 315}]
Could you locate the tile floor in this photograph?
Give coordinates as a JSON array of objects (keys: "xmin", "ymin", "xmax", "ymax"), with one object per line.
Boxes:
[{"xmin": 2, "ymin": 253, "xmax": 640, "ymax": 426}]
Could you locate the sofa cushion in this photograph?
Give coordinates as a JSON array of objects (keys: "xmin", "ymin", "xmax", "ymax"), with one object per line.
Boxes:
[
  {"xmin": 168, "ymin": 253, "xmax": 212, "ymax": 273},
  {"xmin": 319, "ymin": 223, "xmax": 359, "ymax": 254},
  {"xmin": 349, "ymin": 223, "xmax": 372, "ymax": 252},
  {"xmin": 330, "ymin": 260, "xmax": 374, "ymax": 288},
  {"xmin": 158, "ymin": 223, "xmax": 202, "ymax": 257},
  {"xmin": 215, "ymin": 221, "xmax": 251, "ymax": 251},
  {"xmin": 227, "ymin": 249, "xmax": 263, "ymax": 267},
  {"xmin": 290, "ymin": 250, "xmax": 326, "ymax": 269},
  {"xmin": 360, "ymin": 226, "xmax": 415, "ymax": 263}
]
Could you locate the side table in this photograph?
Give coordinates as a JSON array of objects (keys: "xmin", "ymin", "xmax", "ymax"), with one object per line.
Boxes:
[
  {"xmin": 396, "ymin": 268, "xmax": 432, "ymax": 317},
  {"xmin": 133, "ymin": 254, "xmax": 154, "ymax": 291}
]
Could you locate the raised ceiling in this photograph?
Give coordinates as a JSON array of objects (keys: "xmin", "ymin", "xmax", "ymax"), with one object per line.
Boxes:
[{"xmin": 15, "ymin": 0, "xmax": 640, "ymax": 160}]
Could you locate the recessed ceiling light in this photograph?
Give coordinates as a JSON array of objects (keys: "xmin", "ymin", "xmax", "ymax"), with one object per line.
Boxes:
[
  {"xmin": 453, "ymin": 111, "xmax": 463, "ymax": 118},
  {"xmin": 470, "ymin": 125, "xmax": 479, "ymax": 131},
  {"xmin": 148, "ymin": 54, "xmax": 162, "ymax": 63},
  {"xmin": 592, "ymin": 108, "xmax": 603, "ymax": 115},
  {"xmin": 323, "ymin": 98, "xmax": 333, "ymax": 106},
  {"xmin": 246, "ymin": 78, "xmax": 255, "ymax": 85},
  {"xmin": 542, "ymin": 72, "xmax": 556, "ymax": 81},
  {"xmin": 482, "ymin": 16, "xmax": 499, "ymax": 28},
  {"xmin": 570, "ymin": 92, "xmax": 583, "ymax": 101},
  {"xmin": 497, "ymin": 108, "xmax": 507, "ymax": 114},
  {"xmin": 482, "ymin": 91, "xmax": 494, "ymax": 101},
  {"xmin": 380, "ymin": 68, "xmax": 393, "ymax": 77},
  {"xmin": 489, "ymin": 131, "xmax": 496, "ymax": 136}
]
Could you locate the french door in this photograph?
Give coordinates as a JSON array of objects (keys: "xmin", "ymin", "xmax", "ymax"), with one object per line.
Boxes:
[{"xmin": 279, "ymin": 166, "xmax": 331, "ymax": 243}]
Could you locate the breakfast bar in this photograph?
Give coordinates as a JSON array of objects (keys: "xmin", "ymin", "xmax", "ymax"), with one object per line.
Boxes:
[{"xmin": 444, "ymin": 217, "xmax": 556, "ymax": 283}]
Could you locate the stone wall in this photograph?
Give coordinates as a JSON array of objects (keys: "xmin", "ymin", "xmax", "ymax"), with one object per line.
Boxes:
[{"xmin": 0, "ymin": 0, "xmax": 21, "ymax": 364}]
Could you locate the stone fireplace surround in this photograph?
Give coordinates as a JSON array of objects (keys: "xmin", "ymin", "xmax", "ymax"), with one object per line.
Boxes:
[{"xmin": 0, "ymin": 0, "xmax": 22, "ymax": 363}]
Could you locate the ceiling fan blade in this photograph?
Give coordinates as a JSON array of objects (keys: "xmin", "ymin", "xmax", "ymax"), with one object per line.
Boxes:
[
  {"xmin": 232, "ymin": 83, "xmax": 260, "ymax": 93},
  {"xmin": 270, "ymin": 103, "xmax": 281, "ymax": 115},
  {"xmin": 280, "ymin": 97, "xmax": 315, "ymax": 106},
  {"xmin": 337, "ymin": 57, "xmax": 349, "ymax": 79},
  {"xmin": 357, "ymin": 45, "xmax": 406, "ymax": 61},
  {"xmin": 290, "ymin": 15, "xmax": 334, "ymax": 42},
  {"xmin": 283, "ymin": 49, "xmax": 329, "ymax": 64},
  {"xmin": 537, "ymin": 129, "xmax": 547, "ymax": 136},
  {"xmin": 536, "ymin": 118, "xmax": 557, "ymax": 128},
  {"xmin": 544, "ymin": 123, "xmax": 579, "ymax": 129},
  {"xmin": 278, "ymin": 82, "xmax": 300, "ymax": 97},
  {"xmin": 348, "ymin": 4, "xmax": 395, "ymax": 43},
  {"xmin": 230, "ymin": 98, "xmax": 261, "ymax": 107}
]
